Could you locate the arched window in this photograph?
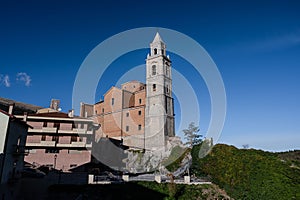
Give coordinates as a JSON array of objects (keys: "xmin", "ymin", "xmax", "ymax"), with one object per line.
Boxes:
[
  {"xmin": 154, "ymin": 48, "xmax": 157, "ymax": 55},
  {"xmin": 153, "ymin": 84, "xmax": 156, "ymax": 91},
  {"xmin": 152, "ymin": 65, "xmax": 156, "ymax": 75}
]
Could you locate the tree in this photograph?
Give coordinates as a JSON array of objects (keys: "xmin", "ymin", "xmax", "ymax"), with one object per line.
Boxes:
[{"xmin": 183, "ymin": 122, "xmax": 202, "ymax": 147}]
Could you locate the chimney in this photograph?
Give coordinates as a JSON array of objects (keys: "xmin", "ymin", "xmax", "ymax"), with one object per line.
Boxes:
[
  {"xmin": 50, "ymin": 99, "xmax": 60, "ymax": 111},
  {"xmin": 68, "ymin": 109, "xmax": 74, "ymax": 118},
  {"xmin": 23, "ymin": 112, "xmax": 28, "ymax": 121},
  {"xmin": 8, "ymin": 103, "xmax": 15, "ymax": 115},
  {"xmin": 80, "ymin": 102, "xmax": 84, "ymax": 117}
]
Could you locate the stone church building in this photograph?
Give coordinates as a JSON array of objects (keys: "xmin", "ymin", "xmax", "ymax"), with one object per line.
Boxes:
[{"xmin": 81, "ymin": 33, "xmax": 175, "ymax": 150}]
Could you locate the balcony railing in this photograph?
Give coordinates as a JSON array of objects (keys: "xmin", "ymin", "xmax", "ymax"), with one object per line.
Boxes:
[
  {"xmin": 28, "ymin": 127, "xmax": 93, "ymax": 136},
  {"xmin": 28, "ymin": 127, "xmax": 57, "ymax": 133},
  {"xmin": 56, "ymin": 142, "xmax": 92, "ymax": 148},
  {"xmin": 26, "ymin": 141, "xmax": 56, "ymax": 147}
]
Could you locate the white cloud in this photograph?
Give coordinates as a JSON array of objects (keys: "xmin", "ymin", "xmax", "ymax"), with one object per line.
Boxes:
[
  {"xmin": 0, "ymin": 74, "xmax": 11, "ymax": 87},
  {"xmin": 16, "ymin": 72, "xmax": 31, "ymax": 87}
]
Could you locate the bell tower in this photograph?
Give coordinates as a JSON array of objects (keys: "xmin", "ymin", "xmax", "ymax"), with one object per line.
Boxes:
[{"xmin": 145, "ymin": 33, "xmax": 175, "ymax": 150}]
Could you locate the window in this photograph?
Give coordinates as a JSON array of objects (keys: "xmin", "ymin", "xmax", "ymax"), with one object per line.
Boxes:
[
  {"xmin": 126, "ymin": 112, "xmax": 129, "ymax": 117},
  {"xmin": 112, "ymin": 98, "xmax": 115, "ymax": 105},
  {"xmin": 71, "ymin": 136, "xmax": 77, "ymax": 142},
  {"xmin": 138, "ymin": 110, "xmax": 142, "ymax": 115},
  {"xmin": 43, "ymin": 122, "xmax": 47, "ymax": 127},
  {"xmin": 52, "ymin": 136, "xmax": 59, "ymax": 143},
  {"xmin": 102, "ymin": 108, "xmax": 104, "ymax": 113},
  {"xmin": 154, "ymin": 48, "xmax": 157, "ymax": 55},
  {"xmin": 45, "ymin": 149, "xmax": 59, "ymax": 153},
  {"xmin": 152, "ymin": 65, "xmax": 156, "ymax": 75},
  {"xmin": 161, "ymin": 49, "xmax": 164, "ymax": 55},
  {"xmin": 166, "ymin": 85, "xmax": 169, "ymax": 94},
  {"xmin": 139, "ymin": 98, "xmax": 142, "ymax": 104},
  {"xmin": 126, "ymin": 126, "xmax": 129, "ymax": 132},
  {"xmin": 153, "ymin": 84, "xmax": 156, "ymax": 91},
  {"xmin": 54, "ymin": 122, "xmax": 60, "ymax": 129},
  {"xmin": 138, "ymin": 124, "xmax": 142, "ymax": 130},
  {"xmin": 70, "ymin": 164, "xmax": 77, "ymax": 168},
  {"xmin": 41, "ymin": 135, "xmax": 46, "ymax": 141}
]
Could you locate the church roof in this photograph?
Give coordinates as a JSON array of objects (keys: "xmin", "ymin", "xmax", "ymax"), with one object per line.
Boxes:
[{"xmin": 152, "ymin": 32, "xmax": 164, "ymax": 43}]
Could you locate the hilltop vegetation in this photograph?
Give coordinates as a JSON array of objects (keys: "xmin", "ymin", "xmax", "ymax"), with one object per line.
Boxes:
[{"xmin": 191, "ymin": 143, "xmax": 300, "ymax": 199}]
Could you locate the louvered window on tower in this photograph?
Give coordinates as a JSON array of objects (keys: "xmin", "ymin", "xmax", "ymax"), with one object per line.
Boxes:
[{"xmin": 152, "ymin": 65, "xmax": 156, "ymax": 75}]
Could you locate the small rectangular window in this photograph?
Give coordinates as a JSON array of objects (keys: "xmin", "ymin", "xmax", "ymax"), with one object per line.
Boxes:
[
  {"xmin": 54, "ymin": 122, "xmax": 60, "ymax": 128},
  {"xmin": 153, "ymin": 84, "xmax": 156, "ymax": 91},
  {"xmin": 138, "ymin": 110, "xmax": 142, "ymax": 115},
  {"xmin": 102, "ymin": 108, "xmax": 104, "ymax": 113},
  {"xmin": 139, "ymin": 98, "xmax": 142, "ymax": 104},
  {"xmin": 126, "ymin": 112, "xmax": 129, "ymax": 117},
  {"xmin": 138, "ymin": 124, "xmax": 142, "ymax": 130},
  {"xmin": 71, "ymin": 136, "xmax": 77, "ymax": 143},
  {"xmin": 45, "ymin": 149, "xmax": 59, "ymax": 153},
  {"xmin": 52, "ymin": 136, "xmax": 59, "ymax": 143},
  {"xmin": 126, "ymin": 126, "xmax": 129, "ymax": 132},
  {"xmin": 41, "ymin": 135, "xmax": 46, "ymax": 141},
  {"xmin": 112, "ymin": 98, "xmax": 115, "ymax": 105},
  {"xmin": 70, "ymin": 164, "xmax": 77, "ymax": 168}
]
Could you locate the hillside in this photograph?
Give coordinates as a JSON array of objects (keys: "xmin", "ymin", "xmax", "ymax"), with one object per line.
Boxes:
[{"xmin": 191, "ymin": 143, "xmax": 300, "ymax": 200}]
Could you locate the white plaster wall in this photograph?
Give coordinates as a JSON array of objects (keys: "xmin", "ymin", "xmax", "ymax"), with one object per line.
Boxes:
[{"xmin": 0, "ymin": 113, "xmax": 9, "ymax": 153}]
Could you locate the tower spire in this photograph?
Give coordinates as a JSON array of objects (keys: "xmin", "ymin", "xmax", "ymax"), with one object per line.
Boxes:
[
  {"xmin": 150, "ymin": 32, "xmax": 166, "ymax": 57},
  {"xmin": 152, "ymin": 32, "xmax": 164, "ymax": 44}
]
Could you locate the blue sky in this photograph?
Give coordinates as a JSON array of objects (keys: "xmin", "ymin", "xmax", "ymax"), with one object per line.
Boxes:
[{"xmin": 0, "ymin": 0, "xmax": 299, "ymax": 151}]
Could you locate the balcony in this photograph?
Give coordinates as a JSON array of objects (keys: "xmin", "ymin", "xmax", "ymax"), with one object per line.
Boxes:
[
  {"xmin": 28, "ymin": 127, "xmax": 57, "ymax": 133},
  {"xmin": 58, "ymin": 128, "xmax": 93, "ymax": 135},
  {"xmin": 72, "ymin": 128, "xmax": 87, "ymax": 134},
  {"xmin": 56, "ymin": 142, "xmax": 92, "ymax": 148},
  {"xmin": 26, "ymin": 141, "xmax": 56, "ymax": 147}
]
